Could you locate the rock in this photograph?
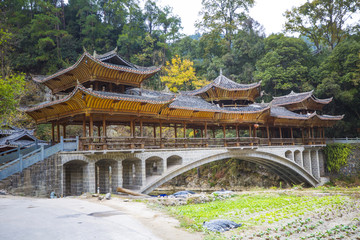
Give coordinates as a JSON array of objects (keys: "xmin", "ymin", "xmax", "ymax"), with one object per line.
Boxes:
[
  {"xmin": 203, "ymin": 219, "xmax": 242, "ymax": 232},
  {"xmin": 105, "ymin": 193, "xmax": 111, "ymax": 200},
  {"xmin": 98, "ymin": 195, "xmax": 104, "ymax": 201},
  {"xmin": 92, "ymin": 194, "xmax": 99, "ymax": 197},
  {"xmin": 0, "ymin": 189, "xmax": 7, "ymax": 195}
]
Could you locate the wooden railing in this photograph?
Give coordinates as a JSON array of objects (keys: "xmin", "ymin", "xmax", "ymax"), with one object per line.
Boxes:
[{"xmin": 78, "ymin": 136, "xmax": 327, "ymax": 151}]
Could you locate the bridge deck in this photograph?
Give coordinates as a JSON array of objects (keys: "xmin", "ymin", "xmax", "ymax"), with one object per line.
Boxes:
[{"xmin": 78, "ymin": 137, "xmax": 325, "ymax": 151}]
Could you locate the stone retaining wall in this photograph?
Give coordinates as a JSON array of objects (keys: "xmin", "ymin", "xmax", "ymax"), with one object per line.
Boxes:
[{"xmin": 0, "ymin": 154, "xmax": 61, "ymax": 197}]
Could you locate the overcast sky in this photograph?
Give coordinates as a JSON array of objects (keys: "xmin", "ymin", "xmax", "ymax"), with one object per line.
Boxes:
[{"xmin": 143, "ymin": 0, "xmax": 308, "ymax": 36}]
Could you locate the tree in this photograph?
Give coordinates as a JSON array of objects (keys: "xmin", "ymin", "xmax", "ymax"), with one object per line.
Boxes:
[
  {"xmin": 284, "ymin": 0, "xmax": 360, "ymax": 51},
  {"xmin": 315, "ymin": 36, "xmax": 360, "ymax": 136},
  {"xmin": 196, "ymin": 0, "xmax": 254, "ymax": 50},
  {"xmin": 255, "ymin": 34, "xmax": 314, "ymax": 97},
  {"xmin": 160, "ymin": 55, "xmax": 208, "ymax": 93},
  {"xmin": 0, "ymin": 27, "xmax": 26, "ymax": 123},
  {"xmin": 0, "ymin": 73, "xmax": 25, "ymax": 123}
]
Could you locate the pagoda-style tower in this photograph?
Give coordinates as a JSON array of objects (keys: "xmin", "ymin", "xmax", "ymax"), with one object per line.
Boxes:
[
  {"xmin": 33, "ymin": 48, "xmax": 161, "ymax": 95},
  {"xmin": 25, "ymin": 49, "xmax": 343, "ymax": 150},
  {"xmin": 183, "ymin": 73, "xmax": 261, "ymax": 107},
  {"xmin": 271, "ymin": 90, "xmax": 332, "ymax": 114}
]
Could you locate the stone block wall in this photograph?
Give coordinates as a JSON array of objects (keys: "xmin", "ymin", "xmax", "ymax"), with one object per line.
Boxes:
[{"xmin": 0, "ymin": 154, "xmax": 62, "ymax": 197}]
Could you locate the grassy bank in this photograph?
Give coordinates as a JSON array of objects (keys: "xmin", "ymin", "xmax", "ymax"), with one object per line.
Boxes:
[{"xmin": 157, "ymin": 189, "xmax": 360, "ymax": 239}]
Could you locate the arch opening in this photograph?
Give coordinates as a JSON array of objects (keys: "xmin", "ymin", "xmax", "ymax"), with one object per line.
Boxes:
[
  {"xmin": 285, "ymin": 150, "xmax": 293, "ymax": 161},
  {"xmin": 145, "ymin": 156, "xmax": 163, "ymax": 180},
  {"xmin": 122, "ymin": 157, "xmax": 142, "ymax": 190},
  {"xmin": 63, "ymin": 160, "xmax": 88, "ymax": 196},
  {"xmin": 95, "ymin": 159, "xmax": 118, "ymax": 194},
  {"xmin": 167, "ymin": 155, "xmax": 182, "ymax": 170}
]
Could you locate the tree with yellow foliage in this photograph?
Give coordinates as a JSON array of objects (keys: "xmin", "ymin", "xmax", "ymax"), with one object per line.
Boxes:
[{"xmin": 160, "ymin": 55, "xmax": 208, "ymax": 93}]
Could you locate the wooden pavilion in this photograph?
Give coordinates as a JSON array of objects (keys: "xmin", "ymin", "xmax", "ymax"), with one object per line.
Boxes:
[{"xmin": 26, "ymin": 49, "xmax": 343, "ymax": 150}]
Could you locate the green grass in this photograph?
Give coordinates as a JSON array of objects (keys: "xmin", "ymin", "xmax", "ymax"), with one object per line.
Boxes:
[{"xmin": 166, "ymin": 193, "xmax": 350, "ymax": 232}]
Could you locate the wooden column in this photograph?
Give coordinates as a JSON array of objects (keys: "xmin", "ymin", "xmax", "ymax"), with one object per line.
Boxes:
[
  {"xmin": 140, "ymin": 120, "xmax": 143, "ymax": 137},
  {"xmin": 235, "ymin": 125, "xmax": 239, "ymax": 147},
  {"xmin": 102, "ymin": 115, "xmax": 107, "ymax": 150},
  {"xmin": 312, "ymin": 127, "xmax": 315, "ymax": 144},
  {"xmin": 204, "ymin": 122, "xmax": 208, "ymax": 147},
  {"xmin": 290, "ymin": 127, "xmax": 294, "ymax": 145},
  {"xmin": 89, "ymin": 114, "xmax": 94, "ymax": 150},
  {"xmin": 57, "ymin": 121, "xmax": 60, "ymax": 143},
  {"xmin": 308, "ymin": 127, "xmax": 311, "ymax": 145},
  {"xmin": 184, "ymin": 123, "xmax": 187, "ymax": 148},
  {"xmin": 266, "ymin": 125, "xmax": 271, "ymax": 146},
  {"xmin": 140, "ymin": 120, "xmax": 144, "ymax": 149},
  {"xmin": 249, "ymin": 125, "xmax": 252, "ymax": 146},
  {"xmin": 51, "ymin": 122, "xmax": 55, "ymax": 144},
  {"xmin": 160, "ymin": 121, "xmax": 164, "ymax": 148},
  {"xmin": 279, "ymin": 127, "xmax": 283, "ymax": 145},
  {"xmin": 223, "ymin": 125, "xmax": 227, "ymax": 147},
  {"xmin": 301, "ymin": 128, "xmax": 305, "ymax": 145},
  {"xmin": 82, "ymin": 114, "xmax": 86, "ymax": 137},
  {"xmin": 130, "ymin": 120, "xmax": 135, "ymax": 149},
  {"xmin": 97, "ymin": 126, "xmax": 101, "ymax": 137},
  {"xmin": 153, "ymin": 124, "xmax": 156, "ymax": 145}
]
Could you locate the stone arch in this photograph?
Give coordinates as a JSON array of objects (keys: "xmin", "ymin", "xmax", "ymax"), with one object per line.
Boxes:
[
  {"xmin": 141, "ymin": 150, "xmax": 319, "ymax": 194},
  {"xmin": 95, "ymin": 159, "xmax": 119, "ymax": 194},
  {"xmin": 145, "ymin": 156, "xmax": 163, "ymax": 179},
  {"xmin": 294, "ymin": 150, "xmax": 302, "ymax": 166},
  {"xmin": 63, "ymin": 160, "xmax": 88, "ymax": 196},
  {"xmin": 122, "ymin": 157, "xmax": 142, "ymax": 190},
  {"xmin": 285, "ymin": 150, "xmax": 293, "ymax": 161},
  {"xmin": 167, "ymin": 155, "xmax": 182, "ymax": 169}
]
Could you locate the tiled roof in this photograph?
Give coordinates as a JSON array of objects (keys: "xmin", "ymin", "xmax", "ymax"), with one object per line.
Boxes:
[
  {"xmin": 271, "ymin": 90, "xmax": 333, "ymax": 106},
  {"xmin": 270, "ymin": 106, "xmax": 344, "ymax": 120},
  {"xmin": 183, "ymin": 74, "xmax": 261, "ymax": 96},
  {"xmin": 169, "ymin": 95, "xmax": 223, "ymax": 112},
  {"xmin": 33, "ymin": 51, "xmax": 161, "ymax": 84}
]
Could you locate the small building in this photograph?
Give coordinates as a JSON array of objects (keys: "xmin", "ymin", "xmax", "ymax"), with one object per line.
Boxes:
[{"xmin": 0, "ymin": 125, "xmax": 40, "ymax": 153}]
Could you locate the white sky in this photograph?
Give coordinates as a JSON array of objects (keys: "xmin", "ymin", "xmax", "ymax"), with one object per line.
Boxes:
[{"xmin": 144, "ymin": 0, "xmax": 309, "ymax": 36}]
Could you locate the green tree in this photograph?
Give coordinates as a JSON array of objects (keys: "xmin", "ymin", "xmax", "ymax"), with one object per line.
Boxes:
[
  {"xmin": 315, "ymin": 36, "xmax": 360, "ymax": 136},
  {"xmin": 196, "ymin": 0, "xmax": 254, "ymax": 50},
  {"xmin": 284, "ymin": 0, "xmax": 360, "ymax": 51},
  {"xmin": 255, "ymin": 34, "xmax": 314, "ymax": 97}
]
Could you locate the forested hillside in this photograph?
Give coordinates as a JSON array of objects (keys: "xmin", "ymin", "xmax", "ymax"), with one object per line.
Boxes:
[{"xmin": 0, "ymin": 0, "xmax": 359, "ymax": 137}]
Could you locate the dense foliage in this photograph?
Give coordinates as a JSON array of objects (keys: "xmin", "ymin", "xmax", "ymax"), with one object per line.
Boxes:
[
  {"xmin": 0, "ymin": 0, "xmax": 359, "ymax": 137},
  {"xmin": 323, "ymin": 143, "xmax": 354, "ymax": 172}
]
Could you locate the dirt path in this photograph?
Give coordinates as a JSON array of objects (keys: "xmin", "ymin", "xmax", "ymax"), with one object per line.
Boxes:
[{"xmin": 85, "ymin": 196, "xmax": 204, "ymax": 240}]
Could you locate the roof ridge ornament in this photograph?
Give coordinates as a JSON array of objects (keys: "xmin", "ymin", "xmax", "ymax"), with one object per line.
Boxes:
[
  {"xmin": 93, "ymin": 50, "xmax": 97, "ymax": 58},
  {"xmin": 83, "ymin": 46, "xmax": 87, "ymax": 53},
  {"xmin": 219, "ymin": 68, "xmax": 223, "ymax": 76}
]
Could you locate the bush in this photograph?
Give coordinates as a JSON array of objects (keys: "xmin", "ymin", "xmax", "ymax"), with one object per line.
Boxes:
[{"xmin": 323, "ymin": 143, "xmax": 354, "ymax": 172}]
